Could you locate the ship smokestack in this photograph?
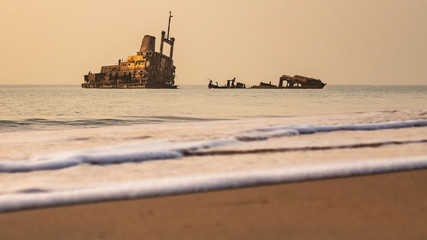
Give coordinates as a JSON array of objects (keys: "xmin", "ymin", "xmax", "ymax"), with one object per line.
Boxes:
[{"xmin": 140, "ymin": 35, "xmax": 156, "ymax": 53}]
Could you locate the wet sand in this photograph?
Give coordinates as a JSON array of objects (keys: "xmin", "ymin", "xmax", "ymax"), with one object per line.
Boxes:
[{"xmin": 1, "ymin": 170, "xmax": 427, "ymax": 240}]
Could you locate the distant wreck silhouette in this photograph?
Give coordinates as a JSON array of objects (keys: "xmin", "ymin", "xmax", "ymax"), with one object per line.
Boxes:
[
  {"xmin": 208, "ymin": 75, "xmax": 326, "ymax": 89},
  {"xmin": 208, "ymin": 78, "xmax": 246, "ymax": 89},
  {"xmin": 251, "ymin": 75, "xmax": 326, "ymax": 89}
]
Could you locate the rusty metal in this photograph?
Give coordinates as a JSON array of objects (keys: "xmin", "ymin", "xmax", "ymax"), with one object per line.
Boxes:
[
  {"xmin": 251, "ymin": 81, "xmax": 277, "ymax": 89},
  {"xmin": 208, "ymin": 78, "xmax": 246, "ymax": 89},
  {"xmin": 251, "ymin": 74, "xmax": 326, "ymax": 89},
  {"xmin": 82, "ymin": 13, "xmax": 177, "ymax": 89}
]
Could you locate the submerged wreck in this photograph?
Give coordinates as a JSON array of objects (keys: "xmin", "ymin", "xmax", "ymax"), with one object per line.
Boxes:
[
  {"xmin": 250, "ymin": 81, "xmax": 277, "ymax": 89},
  {"xmin": 82, "ymin": 12, "xmax": 177, "ymax": 89},
  {"xmin": 208, "ymin": 78, "xmax": 246, "ymax": 89},
  {"xmin": 251, "ymin": 74, "xmax": 326, "ymax": 89}
]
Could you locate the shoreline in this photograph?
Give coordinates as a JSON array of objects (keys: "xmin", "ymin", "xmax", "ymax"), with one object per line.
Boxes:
[
  {"xmin": 1, "ymin": 169, "xmax": 426, "ymax": 239},
  {"xmin": 1, "ymin": 154, "xmax": 426, "ymax": 213}
]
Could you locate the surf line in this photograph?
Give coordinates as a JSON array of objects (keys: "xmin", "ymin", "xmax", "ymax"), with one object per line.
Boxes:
[
  {"xmin": 1, "ymin": 119, "xmax": 426, "ymax": 173},
  {"xmin": 236, "ymin": 119, "xmax": 427, "ymax": 141},
  {"xmin": 183, "ymin": 139, "xmax": 427, "ymax": 157},
  {"xmin": 1, "ymin": 155, "xmax": 427, "ymax": 213}
]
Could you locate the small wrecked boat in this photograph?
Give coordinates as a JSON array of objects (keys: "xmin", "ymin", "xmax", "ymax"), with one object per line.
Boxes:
[{"xmin": 208, "ymin": 78, "xmax": 246, "ymax": 89}]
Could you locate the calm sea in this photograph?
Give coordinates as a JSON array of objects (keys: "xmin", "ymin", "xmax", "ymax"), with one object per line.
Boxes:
[
  {"xmin": 1, "ymin": 85, "xmax": 426, "ymax": 131},
  {"xmin": 0, "ymin": 85, "xmax": 426, "ymax": 212}
]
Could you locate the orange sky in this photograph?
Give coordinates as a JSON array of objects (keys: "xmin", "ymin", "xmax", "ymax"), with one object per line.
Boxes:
[{"xmin": 0, "ymin": 0, "xmax": 426, "ymax": 85}]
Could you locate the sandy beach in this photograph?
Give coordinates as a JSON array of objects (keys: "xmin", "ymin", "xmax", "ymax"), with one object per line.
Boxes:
[{"xmin": 1, "ymin": 169, "xmax": 426, "ymax": 240}]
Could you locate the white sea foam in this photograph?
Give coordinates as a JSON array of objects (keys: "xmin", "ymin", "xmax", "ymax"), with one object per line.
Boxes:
[
  {"xmin": 0, "ymin": 155, "xmax": 426, "ymax": 213},
  {"xmin": 1, "ymin": 119, "xmax": 426, "ymax": 173},
  {"xmin": 0, "ymin": 139, "xmax": 237, "ymax": 173},
  {"xmin": 238, "ymin": 119, "xmax": 427, "ymax": 141}
]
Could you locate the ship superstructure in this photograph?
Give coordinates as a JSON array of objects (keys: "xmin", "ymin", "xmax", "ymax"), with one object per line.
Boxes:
[{"xmin": 82, "ymin": 12, "xmax": 177, "ymax": 89}]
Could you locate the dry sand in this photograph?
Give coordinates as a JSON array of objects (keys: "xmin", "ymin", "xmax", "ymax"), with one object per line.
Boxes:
[{"xmin": 1, "ymin": 170, "xmax": 426, "ymax": 240}]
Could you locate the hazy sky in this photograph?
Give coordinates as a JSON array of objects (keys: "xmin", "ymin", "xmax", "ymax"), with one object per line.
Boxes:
[{"xmin": 0, "ymin": 0, "xmax": 426, "ymax": 86}]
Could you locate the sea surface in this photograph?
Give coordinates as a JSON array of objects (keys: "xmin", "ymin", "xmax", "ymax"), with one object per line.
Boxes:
[
  {"xmin": 1, "ymin": 85, "xmax": 426, "ymax": 131},
  {"xmin": 0, "ymin": 85, "xmax": 426, "ymax": 212}
]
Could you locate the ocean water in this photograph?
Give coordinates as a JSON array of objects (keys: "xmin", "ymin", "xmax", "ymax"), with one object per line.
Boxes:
[
  {"xmin": 1, "ymin": 85, "xmax": 426, "ymax": 131},
  {"xmin": 0, "ymin": 85, "xmax": 426, "ymax": 212}
]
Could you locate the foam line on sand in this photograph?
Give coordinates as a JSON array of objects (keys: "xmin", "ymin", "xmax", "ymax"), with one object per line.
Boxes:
[{"xmin": 1, "ymin": 155, "xmax": 426, "ymax": 213}]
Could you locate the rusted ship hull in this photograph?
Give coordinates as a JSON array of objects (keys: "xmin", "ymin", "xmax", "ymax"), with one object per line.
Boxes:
[
  {"xmin": 81, "ymin": 84, "xmax": 177, "ymax": 89},
  {"xmin": 208, "ymin": 84, "xmax": 246, "ymax": 89},
  {"xmin": 251, "ymin": 74, "xmax": 326, "ymax": 89},
  {"xmin": 208, "ymin": 79, "xmax": 246, "ymax": 89},
  {"xmin": 280, "ymin": 85, "xmax": 326, "ymax": 89},
  {"xmin": 82, "ymin": 13, "xmax": 177, "ymax": 89},
  {"xmin": 279, "ymin": 75, "xmax": 326, "ymax": 89},
  {"xmin": 251, "ymin": 84, "xmax": 325, "ymax": 89},
  {"xmin": 250, "ymin": 82, "xmax": 278, "ymax": 89},
  {"xmin": 208, "ymin": 84, "xmax": 228, "ymax": 89}
]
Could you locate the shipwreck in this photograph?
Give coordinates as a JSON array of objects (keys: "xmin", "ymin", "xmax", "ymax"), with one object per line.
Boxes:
[
  {"xmin": 208, "ymin": 78, "xmax": 246, "ymax": 89},
  {"xmin": 251, "ymin": 74, "xmax": 326, "ymax": 89},
  {"xmin": 82, "ymin": 12, "xmax": 177, "ymax": 89}
]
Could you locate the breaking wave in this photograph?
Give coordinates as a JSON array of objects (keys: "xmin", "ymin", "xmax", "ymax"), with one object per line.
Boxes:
[
  {"xmin": 0, "ymin": 139, "xmax": 237, "ymax": 173},
  {"xmin": 1, "ymin": 155, "xmax": 427, "ymax": 213},
  {"xmin": 237, "ymin": 119, "xmax": 427, "ymax": 141},
  {"xmin": 1, "ymin": 119, "xmax": 426, "ymax": 173}
]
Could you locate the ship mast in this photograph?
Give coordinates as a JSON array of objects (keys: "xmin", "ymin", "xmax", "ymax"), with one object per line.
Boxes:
[
  {"xmin": 167, "ymin": 11, "xmax": 173, "ymax": 40},
  {"xmin": 160, "ymin": 11, "xmax": 175, "ymax": 60}
]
